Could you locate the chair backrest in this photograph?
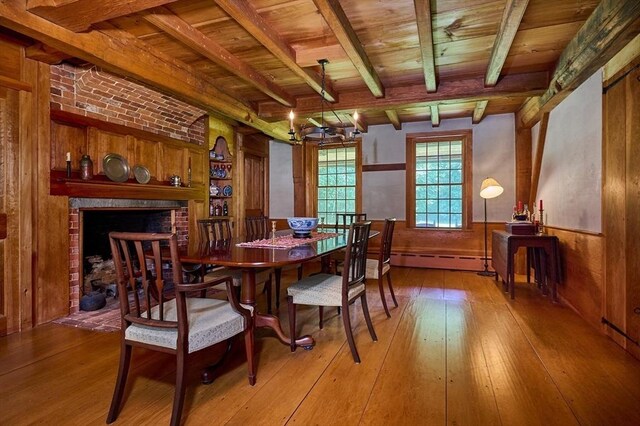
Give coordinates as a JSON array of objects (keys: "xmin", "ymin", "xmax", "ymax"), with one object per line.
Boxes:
[
  {"xmin": 198, "ymin": 218, "xmax": 232, "ymax": 242},
  {"xmin": 245, "ymin": 215, "xmax": 269, "ymax": 238},
  {"xmin": 334, "ymin": 213, "xmax": 367, "ymax": 233},
  {"xmin": 108, "ymin": 231, "xmax": 182, "ymax": 330},
  {"xmin": 379, "ymin": 218, "xmax": 396, "ymax": 266},
  {"xmin": 342, "ymin": 221, "xmax": 372, "ymax": 293}
]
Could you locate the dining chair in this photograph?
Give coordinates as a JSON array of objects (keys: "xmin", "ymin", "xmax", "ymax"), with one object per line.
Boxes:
[
  {"xmin": 107, "ymin": 231, "xmax": 255, "ymax": 426},
  {"xmin": 245, "ymin": 215, "xmax": 303, "ymax": 312},
  {"xmin": 329, "ymin": 213, "xmax": 367, "ymax": 273},
  {"xmin": 366, "ymin": 218, "xmax": 397, "ymax": 317},
  {"xmin": 287, "ymin": 221, "xmax": 377, "ymax": 363},
  {"xmin": 201, "ymin": 218, "xmax": 274, "ymax": 312}
]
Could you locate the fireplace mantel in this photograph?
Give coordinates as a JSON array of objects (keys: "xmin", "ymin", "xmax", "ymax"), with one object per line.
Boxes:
[{"xmin": 52, "ymin": 171, "xmax": 204, "ymax": 200}]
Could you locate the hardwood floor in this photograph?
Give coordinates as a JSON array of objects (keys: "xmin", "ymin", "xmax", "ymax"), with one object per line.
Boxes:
[{"xmin": 2, "ymin": 267, "xmax": 640, "ymax": 425}]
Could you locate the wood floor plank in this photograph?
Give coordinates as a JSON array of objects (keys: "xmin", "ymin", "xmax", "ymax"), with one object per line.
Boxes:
[
  {"xmin": 471, "ymin": 301, "xmax": 579, "ymax": 425},
  {"xmin": 3, "ymin": 268, "xmax": 640, "ymax": 425},
  {"xmin": 287, "ymin": 292, "xmax": 404, "ymax": 425},
  {"xmin": 507, "ymin": 280, "xmax": 640, "ymax": 426},
  {"xmin": 360, "ymin": 298, "xmax": 446, "ymax": 425},
  {"xmin": 446, "ymin": 299, "xmax": 502, "ymax": 425}
]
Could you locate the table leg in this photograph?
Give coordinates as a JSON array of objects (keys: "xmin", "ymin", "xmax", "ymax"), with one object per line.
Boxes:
[
  {"xmin": 509, "ymin": 248, "xmax": 515, "ymax": 299},
  {"xmin": 241, "ymin": 269, "xmax": 315, "ymax": 349}
]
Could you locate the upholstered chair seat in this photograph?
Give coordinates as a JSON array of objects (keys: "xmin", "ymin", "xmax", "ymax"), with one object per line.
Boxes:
[{"xmin": 287, "ymin": 274, "xmax": 365, "ymax": 307}]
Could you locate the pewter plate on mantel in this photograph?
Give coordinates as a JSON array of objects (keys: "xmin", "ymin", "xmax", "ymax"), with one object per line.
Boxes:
[
  {"xmin": 103, "ymin": 153, "xmax": 130, "ymax": 183},
  {"xmin": 132, "ymin": 164, "xmax": 151, "ymax": 184}
]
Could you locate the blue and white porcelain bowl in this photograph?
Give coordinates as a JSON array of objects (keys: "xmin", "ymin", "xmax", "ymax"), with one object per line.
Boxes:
[{"xmin": 287, "ymin": 217, "xmax": 319, "ymax": 238}]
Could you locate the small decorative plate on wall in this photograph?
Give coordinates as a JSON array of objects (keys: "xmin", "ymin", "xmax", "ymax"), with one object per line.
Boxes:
[
  {"xmin": 103, "ymin": 153, "xmax": 130, "ymax": 182},
  {"xmin": 222, "ymin": 185, "xmax": 232, "ymax": 197}
]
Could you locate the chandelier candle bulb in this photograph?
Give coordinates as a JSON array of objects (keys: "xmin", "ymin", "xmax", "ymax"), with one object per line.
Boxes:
[{"xmin": 289, "ymin": 110, "xmax": 294, "ymax": 130}]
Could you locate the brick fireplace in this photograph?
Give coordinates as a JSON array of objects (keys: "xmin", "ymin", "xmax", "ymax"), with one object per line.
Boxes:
[{"xmin": 68, "ymin": 198, "xmax": 189, "ymax": 313}]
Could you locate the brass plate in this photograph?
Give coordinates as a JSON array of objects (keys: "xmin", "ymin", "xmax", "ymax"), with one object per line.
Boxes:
[{"xmin": 103, "ymin": 153, "xmax": 130, "ymax": 183}]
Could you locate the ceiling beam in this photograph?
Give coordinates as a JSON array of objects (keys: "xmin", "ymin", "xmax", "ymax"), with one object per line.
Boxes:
[
  {"xmin": 213, "ymin": 0, "xmax": 337, "ymax": 102},
  {"xmin": 335, "ymin": 111, "xmax": 368, "ymax": 133},
  {"xmin": 516, "ymin": 0, "xmax": 640, "ymax": 128},
  {"xmin": 25, "ymin": 0, "xmax": 179, "ymax": 32},
  {"xmin": 0, "ymin": 0, "xmax": 290, "ymax": 141},
  {"xmin": 485, "ymin": 0, "xmax": 530, "ymax": 87},
  {"xmin": 472, "ymin": 100, "xmax": 489, "ymax": 124},
  {"xmin": 414, "ymin": 0, "xmax": 437, "ymax": 92},
  {"xmin": 385, "ymin": 110, "xmax": 402, "ymax": 130},
  {"xmin": 143, "ymin": 7, "xmax": 295, "ymax": 107},
  {"xmin": 25, "ymin": 42, "xmax": 72, "ymax": 64},
  {"xmin": 529, "ymin": 112, "xmax": 549, "ymax": 208},
  {"xmin": 430, "ymin": 105, "xmax": 440, "ymax": 127},
  {"xmin": 313, "ymin": 0, "xmax": 384, "ymax": 98},
  {"xmin": 259, "ymin": 71, "xmax": 548, "ymax": 118}
]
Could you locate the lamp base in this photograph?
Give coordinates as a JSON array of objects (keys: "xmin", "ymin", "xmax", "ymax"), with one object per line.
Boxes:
[{"xmin": 477, "ymin": 270, "xmax": 496, "ymax": 277}]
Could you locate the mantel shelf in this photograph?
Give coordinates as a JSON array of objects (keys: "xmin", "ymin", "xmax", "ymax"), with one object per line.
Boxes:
[{"xmin": 50, "ymin": 171, "xmax": 206, "ymax": 200}]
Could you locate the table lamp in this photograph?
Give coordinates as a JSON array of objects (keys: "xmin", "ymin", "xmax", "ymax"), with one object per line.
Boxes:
[{"xmin": 478, "ymin": 177, "xmax": 504, "ymax": 276}]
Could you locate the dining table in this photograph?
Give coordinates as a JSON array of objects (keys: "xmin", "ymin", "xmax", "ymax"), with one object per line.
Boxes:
[{"xmin": 179, "ymin": 230, "xmax": 373, "ymax": 350}]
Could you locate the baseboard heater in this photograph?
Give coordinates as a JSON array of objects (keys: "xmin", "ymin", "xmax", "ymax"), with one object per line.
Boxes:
[{"xmin": 390, "ymin": 252, "xmax": 492, "ymax": 272}]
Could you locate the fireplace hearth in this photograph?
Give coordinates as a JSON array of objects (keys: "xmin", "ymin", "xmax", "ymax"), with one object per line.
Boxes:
[{"xmin": 68, "ymin": 198, "xmax": 189, "ymax": 313}]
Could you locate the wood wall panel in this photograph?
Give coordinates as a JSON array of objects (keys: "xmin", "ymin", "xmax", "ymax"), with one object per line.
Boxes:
[
  {"xmin": 88, "ymin": 128, "xmax": 130, "ymax": 176},
  {"xmin": 187, "ymin": 147, "xmax": 205, "ymax": 186},
  {"xmin": 159, "ymin": 144, "xmax": 185, "ymax": 183},
  {"xmin": 132, "ymin": 138, "xmax": 159, "ymax": 180},
  {"xmin": 544, "ymin": 227, "xmax": 604, "ymax": 330},
  {"xmin": 50, "ymin": 121, "xmax": 86, "ymax": 170},
  {"xmin": 0, "ymin": 36, "xmax": 21, "ymax": 81}
]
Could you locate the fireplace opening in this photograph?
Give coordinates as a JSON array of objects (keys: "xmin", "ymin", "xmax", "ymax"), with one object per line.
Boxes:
[{"xmin": 81, "ymin": 209, "xmax": 173, "ymax": 298}]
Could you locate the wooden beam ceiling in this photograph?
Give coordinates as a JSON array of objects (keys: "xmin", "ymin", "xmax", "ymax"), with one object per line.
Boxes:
[
  {"xmin": 26, "ymin": 0, "xmax": 179, "ymax": 32},
  {"xmin": 213, "ymin": 0, "xmax": 337, "ymax": 103},
  {"xmin": 529, "ymin": 112, "xmax": 549, "ymax": 208},
  {"xmin": 143, "ymin": 7, "xmax": 295, "ymax": 107},
  {"xmin": 0, "ymin": 0, "xmax": 291, "ymax": 141},
  {"xmin": 385, "ymin": 110, "xmax": 402, "ymax": 130},
  {"xmin": 313, "ymin": 0, "xmax": 384, "ymax": 98},
  {"xmin": 259, "ymin": 71, "xmax": 548, "ymax": 118},
  {"xmin": 472, "ymin": 100, "xmax": 489, "ymax": 124},
  {"xmin": 414, "ymin": 0, "xmax": 437, "ymax": 93},
  {"xmin": 516, "ymin": 0, "xmax": 640, "ymax": 128},
  {"xmin": 485, "ymin": 0, "xmax": 530, "ymax": 87},
  {"xmin": 24, "ymin": 42, "xmax": 71, "ymax": 64},
  {"xmin": 430, "ymin": 105, "xmax": 440, "ymax": 127}
]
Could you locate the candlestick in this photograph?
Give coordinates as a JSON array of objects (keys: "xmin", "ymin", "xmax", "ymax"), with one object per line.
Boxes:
[
  {"xmin": 289, "ymin": 110, "xmax": 294, "ymax": 131},
  {"xmin": 66, "ymin": 160, "xmax": 71, "ymax": 178},
  {"xmin": 539, "ymin": 199, "xmax": 543, "ymax": 211},
  {"xmin": 271, "ymin": 220, "xmax": 277, "ymax": 245}
]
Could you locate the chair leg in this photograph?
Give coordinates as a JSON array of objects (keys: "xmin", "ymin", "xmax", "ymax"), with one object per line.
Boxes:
[
  {"xmin": 274, "ymin": 268, "xmax": 282, "ymax": 310},
  {"xmin": 170, "ymin": 351, "xmax": 187, "ymax": 426},
  {"xmin": 342, "ymin": 300, "xmax": 360, "ymax": 363},
  {"xmin": 318, "ymin": 306, "xmax": 324, "ymax": 329},
  {"xmin": 377, "ymin": 276, "xmax": 391, "ymax": 318},
  {"xmin": 361, "ymin": 294, "xmax": 378, "ymax": 342},
  {"xmin": 287, "ymin": 295, "xmax": 297, "ymax": 353},
  {"xmin": 297, "ymin": 264, "xmax": 303, "ymax": 280},
  {"xmin": 387, "ymin": 272, "xmax": 398, "ymax": 307},
  {"xmin": 244, "ymin": 326, "xmax": 256, "ymax": 385},
  {"xmin": 107, "ymin": 343, "xmax": 132, "ymax": 423}
]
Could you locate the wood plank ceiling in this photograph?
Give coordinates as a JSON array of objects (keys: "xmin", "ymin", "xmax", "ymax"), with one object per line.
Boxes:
[{"xmin": 2, "ymin": 0, "xmax": 640, "ymax": 141}]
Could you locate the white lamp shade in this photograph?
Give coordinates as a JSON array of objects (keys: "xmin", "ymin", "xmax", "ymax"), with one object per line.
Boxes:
[{"xmin": 479, "ymin": 177, "xmax": 504, "ymax": 199}]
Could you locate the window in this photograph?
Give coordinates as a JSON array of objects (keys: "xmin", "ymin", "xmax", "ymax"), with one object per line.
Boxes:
[
  {"xmin": 406, "ymin": 131, "xmax": 472, "ymax": 229},
  {"xmin": 316, "ymin": 144, "xmax": 361, "ymax": 226}
]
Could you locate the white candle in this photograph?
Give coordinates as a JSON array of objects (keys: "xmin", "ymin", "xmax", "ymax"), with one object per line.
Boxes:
[
  {"xmin": 289, "ymin": 110, "xmax": 294, "ymax": 130},
  {"xmin": 66, "ymin": 152, "xmax": 70, "ymax": 162}
]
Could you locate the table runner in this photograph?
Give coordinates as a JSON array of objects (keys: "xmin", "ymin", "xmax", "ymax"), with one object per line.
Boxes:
[{"xmin": 237, "ymin": 232, "xmax": 339, "ymax": 249}]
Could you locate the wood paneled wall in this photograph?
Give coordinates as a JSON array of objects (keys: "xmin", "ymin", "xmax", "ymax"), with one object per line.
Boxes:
[{"xmin": 603, "ymin": 55, "xmax": 640, "ymax": 357}]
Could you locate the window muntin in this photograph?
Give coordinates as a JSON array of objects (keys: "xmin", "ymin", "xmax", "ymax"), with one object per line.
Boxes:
[
  {"xmin": 415, "ymin": 140, "xmax": 463, "ymax": 228},
  {"xmin": 407, "ymin": 131, "xmax": 472, "ymax": 230},
  {"xmin": 317, "ymin": 146, "xmax": 357, "ymax": 225}
]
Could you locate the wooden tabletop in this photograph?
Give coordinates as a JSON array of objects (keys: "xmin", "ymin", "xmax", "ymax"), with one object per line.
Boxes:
[{"xmin": 180, "ymin": 231, "xmax": 378, "ymax": 269}]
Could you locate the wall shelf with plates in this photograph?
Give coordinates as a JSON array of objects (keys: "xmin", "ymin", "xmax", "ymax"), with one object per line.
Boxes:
[{"xmin": 209, "ymin": 138, "xmax": 233, "ymax": 218}]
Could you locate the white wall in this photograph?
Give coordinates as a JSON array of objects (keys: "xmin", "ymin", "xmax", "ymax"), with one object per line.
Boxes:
[
  {"xmin": 532, "ymin": 70, "xmax": 602, "ymax": 233},
  {"xmin": 270, "ymin": 114, "xmax": 516, "ymax": 222},
  {"xmin": 268, "ymin": 140, "xmax": 294, "ymax": 218}
]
